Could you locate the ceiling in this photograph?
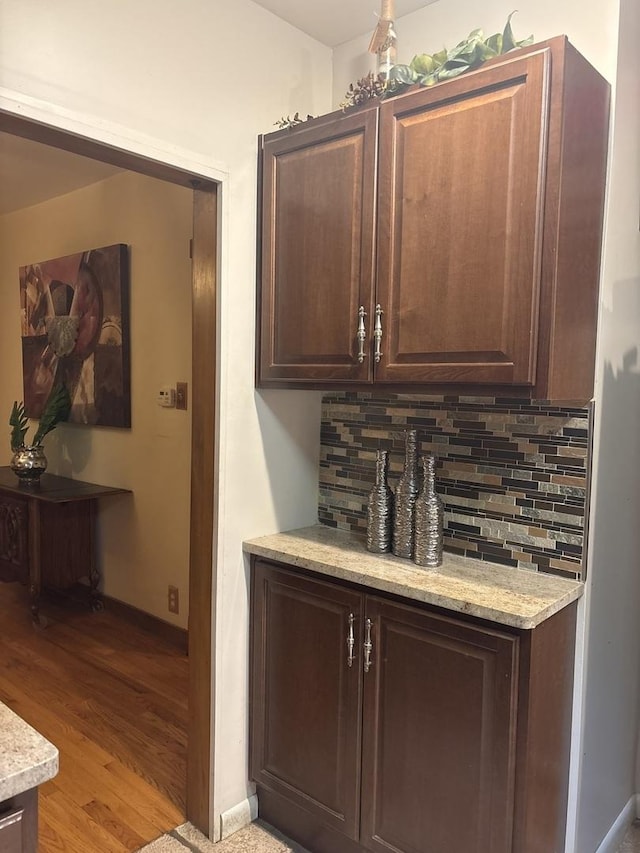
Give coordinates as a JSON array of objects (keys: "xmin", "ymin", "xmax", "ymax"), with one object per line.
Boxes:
[
  {"xmin": 0, "ymin": 132, "xmax": 122, "ymax": 217},
  {"xmin": 251, "ymin": 0, "xmax": 438, "ymax": 47}
]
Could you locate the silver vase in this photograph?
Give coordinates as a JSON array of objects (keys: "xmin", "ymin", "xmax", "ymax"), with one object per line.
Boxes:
[
  {"xmin": 10, "ymin": 445, "xmax": 47, "ymax": 484},
  {"xmin": 392, "ymin": 429, "xmax": 419, "ymax": 559},
  {"xmin": 367, "ymin": 449, "xmax": 394, "ymax": 553},
  {"xmin": 414, "ymin": 454, "xmax": 444, "ymax": 568}
]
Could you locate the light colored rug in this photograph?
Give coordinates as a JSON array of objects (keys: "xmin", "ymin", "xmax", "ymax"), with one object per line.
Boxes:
[
  {"xmin": 141, "ymin": 815, "xmax": 640, "ymax": 853},
  {"xmin": 618, "ymin": 820, "xmax": 640, "ymax": 853},
  {"xmin": 136, "ymin": 821, "xmax": 309, "ymax": 852}
]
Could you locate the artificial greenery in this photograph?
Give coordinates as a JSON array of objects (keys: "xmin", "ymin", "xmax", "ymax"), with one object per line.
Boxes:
[
  {"xmin": 9, "ymin": 384, "xmax": 72, "ymax": 450},
  {"xmin": 274, "ymin": 112, "xmax": 315, "ymax": 130},
  {"xmin": 340, "ymin": 72, "xmax": 388, "ymax": 110},
  {"xmin": 340, "ymin": 13, "xmax": 533, "ymax": 109},
  {"xmin": 9, "ymin": 401, "xmax": 28, "ymax": 451},
  {"xmin": 274, "ymin": 15, "xmax": 533, "ymax": 127}
]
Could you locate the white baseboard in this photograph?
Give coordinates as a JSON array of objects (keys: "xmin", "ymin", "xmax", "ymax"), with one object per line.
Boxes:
[
  {"xmin": 595, "ymin": 794, "xmax": 639, "ymax": 853},
  {"xmin": 219, "ymin": 793, "xmax": 259, "ymax": 841}
]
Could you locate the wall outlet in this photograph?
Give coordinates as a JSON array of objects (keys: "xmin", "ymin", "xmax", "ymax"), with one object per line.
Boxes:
[
  {"xmin": 176, "ymin": 381, "xmax": 188, "ymax": 410},
  {"xmin": 168, "ymin": 585, "xmax": 179, "ymax": 614}
]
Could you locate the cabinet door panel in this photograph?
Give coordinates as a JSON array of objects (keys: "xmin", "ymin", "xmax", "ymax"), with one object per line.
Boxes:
[
  {"xmin": 0, "ymin": 495, "xmax": 28, "ymax": 583},
  {"xmin": 376, "ymin": 50, "xmax": 550, "ymax": 385},
  {"xmin": 0, "ymin": 807, "xmax": 24, "ymax": 853},
  {"xmin": 360, "ymin": 598, "xmax": 519, "ymax": 853},
  {"xmin": 259, "ymin": 111, "xmax": 377, "ymax": 383},
  {"xmin": 251, "ymin": 562, "xmax": 364, "ymax": 839},
  {"xmin": 0, "ymin": 790, "xmax": 37, "ymax": 853},
  {"xmin": 39, "ymin": 501, "xmax": 93, "ymax": 588}
]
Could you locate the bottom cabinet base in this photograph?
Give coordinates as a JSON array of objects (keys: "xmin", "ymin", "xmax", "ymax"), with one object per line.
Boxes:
[{"xmin": 258, "ymin": 787, "xmax": 365, "ymax": 853}]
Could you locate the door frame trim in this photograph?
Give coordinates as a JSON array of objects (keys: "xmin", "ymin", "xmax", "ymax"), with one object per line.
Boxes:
[{"xmin": 0, "ymin": 102, "xmax": 221, "ymax": 836}]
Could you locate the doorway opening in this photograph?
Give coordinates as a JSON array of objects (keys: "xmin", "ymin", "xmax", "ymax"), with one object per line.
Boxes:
[{"xmin": 0, "ymin": 109, "xmax": 218, "ymax": 838}]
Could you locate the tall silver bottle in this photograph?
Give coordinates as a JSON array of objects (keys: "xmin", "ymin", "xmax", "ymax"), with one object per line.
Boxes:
[
  {"xmin": 392, "ymin": 429, "xmax": 419, "ymax": 559},
  {"xmin": 414, "ymin": 454, "xmax": 444, "ymax": 568},
  {"xmin": 367, "ymin": 449, "xmax": 394, "ymax": 553}
]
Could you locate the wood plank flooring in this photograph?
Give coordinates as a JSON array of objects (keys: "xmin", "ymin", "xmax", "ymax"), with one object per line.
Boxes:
[{"xmin": 0, "ymin": 581, "xmax": 187, "ymax": 852}]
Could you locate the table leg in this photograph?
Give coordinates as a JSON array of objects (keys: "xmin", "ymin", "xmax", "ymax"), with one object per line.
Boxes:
[{"xmin": 27, "ymin": 497, "xmax": 46, "ymax": 627}]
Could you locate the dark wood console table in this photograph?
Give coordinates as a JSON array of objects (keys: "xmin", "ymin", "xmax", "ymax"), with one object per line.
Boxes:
[{"xmin": 0, "ymin": 467, "xmax": 131, "ymax": 625}]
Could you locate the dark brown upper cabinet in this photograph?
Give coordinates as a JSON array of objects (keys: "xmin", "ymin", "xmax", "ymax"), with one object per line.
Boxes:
[{"xmin": 257, "ymin": 37, "xmax": 610, "ymax": 401}]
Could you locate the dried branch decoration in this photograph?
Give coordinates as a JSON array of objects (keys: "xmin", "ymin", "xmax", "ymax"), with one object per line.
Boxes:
[
  {"xmin": 340, "ymin": 72, "xmax": 388, "ymax": 111},
  {"xmin": 274, "ymin": 112, "xmax": 315, "ymax": 130}
]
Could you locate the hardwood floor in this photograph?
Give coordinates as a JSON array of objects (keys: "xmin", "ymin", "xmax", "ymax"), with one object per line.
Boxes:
[{"xmin": 0, "ymin": 581, "xmax": 187, "ymax": 852}]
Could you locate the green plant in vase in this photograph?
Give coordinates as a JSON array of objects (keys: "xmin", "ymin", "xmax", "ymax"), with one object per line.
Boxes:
[
  {"xmin": 9, "ymin": 384, "xmax": 72, "ymax": 483},
  {"xmin": 9, "ymin": 401, "xmax": 29, "ymax": 452}
]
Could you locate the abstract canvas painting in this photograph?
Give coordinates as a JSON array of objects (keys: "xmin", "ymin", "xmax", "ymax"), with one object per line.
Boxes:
[{"xmin": 20, "ymin": 244, "xmax": 131, "ymax": 428}]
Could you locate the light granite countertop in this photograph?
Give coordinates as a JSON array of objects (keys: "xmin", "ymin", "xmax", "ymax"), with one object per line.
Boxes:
[
  {"xmin": 0, "ymin": 702, "xmax": 58, "ymax": 801},
  {"xmin": 243, "ymin": 525, "xmax": 584, "ymax": 630}
]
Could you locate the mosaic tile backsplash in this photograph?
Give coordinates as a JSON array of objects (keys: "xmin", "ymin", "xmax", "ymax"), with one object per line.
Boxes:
[{"xmin": 319, "ymin": 393, "xmax": 592, "ymax": 580}]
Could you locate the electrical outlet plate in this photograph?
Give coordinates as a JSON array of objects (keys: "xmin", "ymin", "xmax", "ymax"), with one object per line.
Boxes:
[{"xmin": 168, "ymin": 585, "xmax": 179, "ymax": 614}]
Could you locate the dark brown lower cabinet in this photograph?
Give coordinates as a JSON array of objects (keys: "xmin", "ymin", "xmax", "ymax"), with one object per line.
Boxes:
[
  {"xmin": 0, "ymin": 789, "xmax": 37, "ymax": 853},
  {"xmin": 250, "ymin": 559, "xmax": 577, "ymax": 853}
]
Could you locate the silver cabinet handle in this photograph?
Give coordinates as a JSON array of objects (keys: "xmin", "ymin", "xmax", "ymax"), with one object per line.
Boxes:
[
  {"xmin": 347, "ymin": 612, "xmax": 355, "ymax": 667},
  {"xmin": 0, "ymin": 807, "xmax": 24, "ymax": 832},
  {"xmin": 364, "ymin": 617, "xmax": 373, "ymax": 673},
  {"xmin": 357, "ymin": 306, "xmax": 367, "ymax": 363},
  {"xmin": 374, "ymin": 304, "xmax": 383, "ymax": 363}
]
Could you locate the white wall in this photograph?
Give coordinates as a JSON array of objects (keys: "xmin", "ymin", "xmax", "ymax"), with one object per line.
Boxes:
[
  {"xmin": 0, "ymin": 171, "xmax": 194, "ymax": 628},
  {"xmin": 575, "ymin": 0, "xmax": 640, "ymax": 847},
  {"xmin": 332, "ymin": 3, "xmax": 639, "ymax": 851},
  {"xmin": 0, "ymin": 0, "xmax": 332, "ymax": 834}
]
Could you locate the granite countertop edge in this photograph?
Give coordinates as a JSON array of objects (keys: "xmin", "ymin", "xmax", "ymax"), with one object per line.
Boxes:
[
  {"xmin": 243, "ymin": 525, "xmax": 584, "ymax": 630},
  {"xmin": 0, "ymin": 703, "xmax": 59, "ymax": 802}
]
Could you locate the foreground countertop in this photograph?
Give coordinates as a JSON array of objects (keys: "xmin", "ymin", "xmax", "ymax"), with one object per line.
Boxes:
[
  {"xmin": 0, "ymin": 702, "xmax": 58, "ymax": 801},
  {"xmin": 243, "ymin": 525, "xmax": 584, "ymax": 630}
]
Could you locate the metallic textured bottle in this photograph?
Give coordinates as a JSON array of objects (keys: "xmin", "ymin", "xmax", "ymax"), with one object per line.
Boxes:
[
  {"xmin": 392, "ymin": 429, "xmax": 419, "ymax": 559},
  {"xmin": 367, "ymin": 449, "xmax": 394, "ymax": 553},
  {"xmin": 414, "ymin": 454, "xmax": 444, "ymax": 568}
]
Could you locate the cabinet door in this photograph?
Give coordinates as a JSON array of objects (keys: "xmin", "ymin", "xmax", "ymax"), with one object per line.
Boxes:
[
  {"xmin": 376, "ymin": 49, "xmax": 550, "ymax": 385},
  {"xmin": 251, "ymin": 561, "xmax": 364, "ymax": 839},
  {"xmin": 0, "ymin": 807, "xmax": 25, "ymax": 853},
  {"xmin": 360, "ymin": 597, "xmax": 519, "ymax": 853},
  {"xmin": 0, "ymin": 494, "xmax": 28, "ymax": 583},
  {"xmin": 0, "ymin": 790, "xmax": 37, "ymax": 853},
  {"xmin": 39, "ymin": 500, "xmax": 93, "ymax": 588},
  {"xmin": 259, "ymin": 110, "xmax": 377, "ymax": 384}
]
